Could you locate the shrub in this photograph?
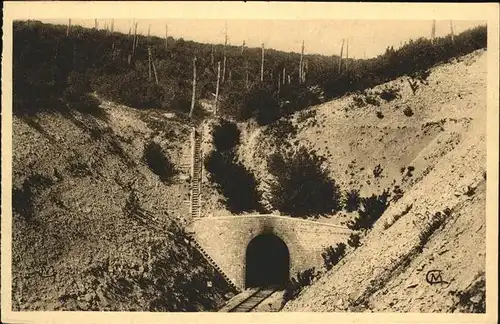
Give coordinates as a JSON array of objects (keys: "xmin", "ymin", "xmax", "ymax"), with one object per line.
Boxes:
[
  {"xmin": 376, "ymin": 111, "xmax": 384, "ymax": 119},
  {"xmin": 12, "ymin": 174, "xmax": 54, "ymax": 222},
  {"xmin": 348, "ymin": 189, "xmax": 390, "ymax": 230},
  {"xmin": 267, "ymin": 147, "xmax": 342, "ymax": 218},
  {"xmin": 67, "ymin": 93, "xmax": 106, "ymax": 118},
  {"xmin": 403, "ymin": 106, "xmax": 414, "ymax": 117},
  {"xmin": 392, "ymin": 185, "xmax": 404, "ymax": 202},
  {"xmin": 364, "ymin": 94, "xmax": 380, "ymax": 106},
  {"xmin": 451, "ymin": 273, "xmax": 485, "ymax": 313},
  {"xmin": 123, "ymin": 189, "xmax": 152, "ymax": 225},
  {"xmin": 352, "ymin": 95, "xmax": 366, "ymax": 108},
  {"xmin": 204, "ymin": 151, "xmax": 262, "ymax": 214},
  {"xmin": 212, "ymin": 119, "xmax": 240, "ymax": 152},
  {"xmin": 405, "ymin": 165, "xmax": 415, "ymax": 177},
  {"xmin": 379, "ymin": 86, "xmax": 400, "ymax": 101},
  {"xmin": 283, "ymin": 268, "xmax": 319, "ymax": 303},
  {"xmin": 347, "ymin": 233, "xmax": 361, "ymax": 248},
  {"xmin": 322, "ymin": 243, "xmax": 346, "ymax": 270},
  {"xmin": 343, "ymin": 189, "xmax": 361, "ymax": 212},
  {"xmin": 464, "ymin": 185, "xmax": 476, "ymax": 197},
  {"xmin": 143, "ymin": 141, "xmax": 176, "ymax": 183},
  {"xmin": 418, "ymin": 211, "xmax": 446, "ymax": 248},
  {"xmin": 373, "ymin": 164, "xmax": 383, "ymax": 178}
]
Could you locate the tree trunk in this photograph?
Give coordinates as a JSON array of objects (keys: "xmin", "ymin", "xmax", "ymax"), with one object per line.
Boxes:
[
  {"xmin": 67, "ymin": 19, "xmax": 71, "ymax": 36},
  {"xmin": 299, "ymin": 40, "xmax": 304, "ymax": 84},
  {"xmin": 431, "ymin": 20, "xmax": 436, "ymax": 44},
  {"xmin": 260, "ymin": 43, "xmax": 265, "ymax": 82},
  {"xmin": 190, "ymin": 57, "xmax": 197, "ymax": 117},
  {"xmin": 165, "ymin": 24, "xmax": 168, "ymax": 50},
  {"xmin": 338, "ymin": 39, "xmax": 344, "ymax": 74},
  {"xmin": 222, "ymin": 55, "xmax": 227, "ymax": 83},
  {"xmin": 152, "ymin": 60, "xmax": 159, "ymax": 84},
  {"xmin": 345, "ymin": 39, "xmax": 349, "ymax": 73},
  {"xmin": 211, "ymin": 45, "xmax": 214, "ymax": 65},
  {"xmin": 215, "ymin": 61, "xmax": 221, "ymax": 115},
  {"xmin": 450, "ymin": 20, "xmax": 454, "ymax": 44},
  {"xmin": 245, "ymin": 60, "xmax": 249, "ymax": 89},
  {"xmin": 283, "ymin": 67, "xmax": 286, "ymax": 85},
  {"xmin": 148, "ymin": 47, "xmax": 152, "ymax": 81}
]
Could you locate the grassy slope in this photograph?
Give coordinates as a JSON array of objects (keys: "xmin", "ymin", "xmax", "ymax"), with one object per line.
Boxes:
[
  {"xmin": 12, "ymin": 99, "xmax": 235, "ymax": 311},
  {"xmin": 278, "ymin": 49, "xmax": 486, "ymax": 311}
]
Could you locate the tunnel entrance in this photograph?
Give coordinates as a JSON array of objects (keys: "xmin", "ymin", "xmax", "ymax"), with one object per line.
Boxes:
[{"xmin": 245, "ymin": 234, "xmax": 290, "ymax": 288}]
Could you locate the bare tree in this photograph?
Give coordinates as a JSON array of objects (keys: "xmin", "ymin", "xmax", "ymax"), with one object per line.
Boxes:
[
  {"xmin": 338, "ymin": 39, "xmax": 345, "ymax": 74},
  {"xmin": 299, "ymin": 40, "xmax": 304, "ymax": 83},
  {"xmin": 215, "ymin": 61, "xmax": 221, "ymax": 115},
  {"xmin": 67, "ymin": 19, "xmax": 71, "ymax": 36},
  {"xmin": 260, "ymin": 43, "xmax": 265, "ymax": 82},
  {"xmin": 450, "ymin": 20, "xmax": 455, "ymax": 44},
  {"xmin": 189, "ymin": 57, "xmax": 197, "ymax": 117},
  {"xmin": 165, "ymin": 24, "xmax": 169, "ymax": 50}
]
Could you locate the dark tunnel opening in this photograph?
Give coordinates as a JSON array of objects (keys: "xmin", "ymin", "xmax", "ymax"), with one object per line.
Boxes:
[{"xmin": 245, "ymin": 234, "xmax": 290, "ymax": 288}]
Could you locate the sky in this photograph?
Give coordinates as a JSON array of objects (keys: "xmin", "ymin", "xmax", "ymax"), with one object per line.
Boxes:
[{"xmin": 42, "ymin": 19, "xmax": 485, "ymax": 59}]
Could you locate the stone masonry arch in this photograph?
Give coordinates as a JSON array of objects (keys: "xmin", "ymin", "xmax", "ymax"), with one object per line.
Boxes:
[{"xmin": 187, "ymin": 215, "xmax": 355, "ymax": 290}]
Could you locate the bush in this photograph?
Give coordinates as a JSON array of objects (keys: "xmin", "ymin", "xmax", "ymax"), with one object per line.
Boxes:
[
  {"xmin": 392, "ymin": 185, "xmax": 404, "ymax": 202},
  {"xmin": 376, "ymin": 111, "xmax": 384, "ymax": 119},
  {"xmin": 418, "ymin": 211, "xmax": 446, "ymax": 248},
  {"xmin": 343, "ymin": 189, "xmax": 361, "ymax": 212},
  {"xmin": 143, "ymin": 141, "xmax": 176, "ymax": 183},
  {"xmin": 322, "ymin": 243, "xmax": 346, "ymax": 270},
  {"xmin": 347, "ymin": 233, "xmax": 361, "ymax": 248},
  {"xmin": 212, "ymin": 119, "xmax": 240, "ymax": 152},
  {"xmin": 403, "ymin": 106, "xmax": 414, "ymax": 117},
  {"xmin": 373, "ymin": 164, "xmax": 383, "ymax": 178},
  {"xmin": 379, "ymin": 86, "xmax": 400, "ymax": 101},
  {"xmin": 364, "ymin": 94, "xmax": 380, "ymax": 106},
  {"xmin": 12, "ymin": 174, "xmax": 54, "ymax": 222},
  {"xmin": 204, "ymin": 150, "xmax": 262, "ymax": 214},
  {"xmin": 267, "ymin": 147, "xmax": 342, "ymax": 218},
  {"xmin": 348, "ymin": 189, "xmax": 390, "ymax": 230},
  {"xmin": 352, "ymin": 94, "xmax": 366, "ymax": 108},
  {"xmin": 283, "ymin": 268, "xmax": 319, "ymax": 303}
]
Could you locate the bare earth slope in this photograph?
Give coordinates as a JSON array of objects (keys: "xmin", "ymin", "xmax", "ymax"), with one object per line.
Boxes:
[
  {"xmin": 12, "ymin": 100, "xmax": 234, "ymax": 311},
  {"xmin": 280, "ymin": 49, "xmax": 487, "ymax": 312}
]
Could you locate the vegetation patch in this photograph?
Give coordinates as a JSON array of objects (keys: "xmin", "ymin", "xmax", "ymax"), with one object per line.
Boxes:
[
  {"xmin": 267, "ymin": 147, "xmax": 342, "ymax": 218},
  {"xmin": 348, "ymin": 189, "xmax": 390, "ymax": 230},
  {"xmin": 283, "ymin": 268, "xmax": 320, "ymax": 304},
  {"xmin": 205, "ymin": 119, "xmax": 263, "ymax": 213},
  {"xmin": 322, "ymin": 242, "xmax": 347, "ymax": 270},
  {"xmin": 343, "ymin": 189, "xmax": 361, "ymax": 212},
  {"xmin": 12, "ymin": 174, "xmax": 54, "ymax": 222},
  {"xmin": 143, "ymin": 141, "xmax": 176, "ymax": 183}
]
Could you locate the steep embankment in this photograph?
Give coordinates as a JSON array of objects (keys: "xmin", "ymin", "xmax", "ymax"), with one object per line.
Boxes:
[
  {"xmin": 277, "ymin": 49, "xmax": 487, "ymax": 312},
  {"xmin": 12, "ymin": 99, "xmax": 235, "ymax": 311}
]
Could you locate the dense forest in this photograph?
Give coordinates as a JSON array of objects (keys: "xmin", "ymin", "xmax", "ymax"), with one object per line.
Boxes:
[{"xmin": 13, "ymin": 20, "xmax": 486, "ymax": 125}]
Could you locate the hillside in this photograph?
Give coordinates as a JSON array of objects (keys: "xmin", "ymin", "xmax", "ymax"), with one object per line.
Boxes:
[
  {"xmin": 8, "ymin": 20, "xmax": 489, "ymax": 313},
  {"xmin": 272, "ymin": 49, "xmax": 487, "ymax": 312},
  {"xmin": 11, "ymin": 99, "xmax": 236, "ymax": 311}
]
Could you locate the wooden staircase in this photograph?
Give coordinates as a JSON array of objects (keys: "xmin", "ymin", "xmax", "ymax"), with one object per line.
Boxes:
[{"xmin": 190, "ymin": 128, "xmax": 203, "ymax": 219}]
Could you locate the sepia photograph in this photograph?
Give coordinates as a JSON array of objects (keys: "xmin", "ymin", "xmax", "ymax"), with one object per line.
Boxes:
[{"xmin": 1, "ymin": 2, "xmax": 498, "ymax": 323}]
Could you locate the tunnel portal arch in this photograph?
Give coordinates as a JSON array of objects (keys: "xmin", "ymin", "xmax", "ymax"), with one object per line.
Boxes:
[{"xmin": 245, "ymin": 233, "xmax": 290, "ymax": 288}]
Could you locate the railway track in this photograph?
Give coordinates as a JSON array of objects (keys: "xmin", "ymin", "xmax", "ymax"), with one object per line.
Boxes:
[{"xmin": 227, "ymin": 286, "xmax": 281, "ymax": 312}]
